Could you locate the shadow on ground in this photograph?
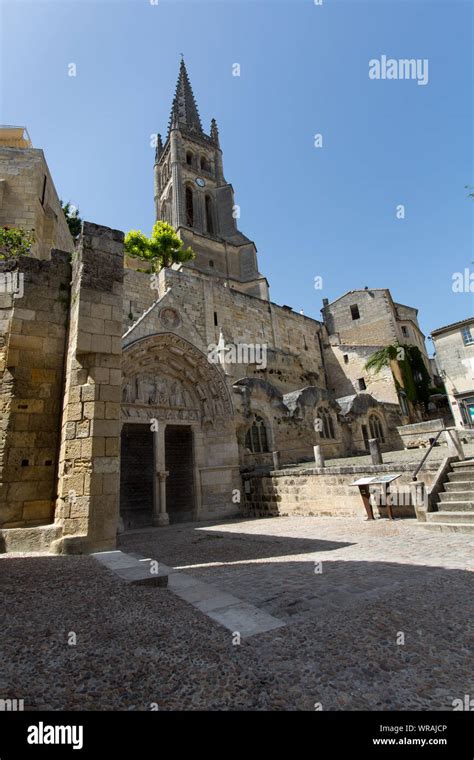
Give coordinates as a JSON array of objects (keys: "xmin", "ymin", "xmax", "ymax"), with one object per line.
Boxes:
[
  {"xmin": 120, "ymin": 520, "xmax": 355, "ymax": 566},
  {"xmin": 0, "ymin": 530, "xmax": 472, "ymax": 710}
]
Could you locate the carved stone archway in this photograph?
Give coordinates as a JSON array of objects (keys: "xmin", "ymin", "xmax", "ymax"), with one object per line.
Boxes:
[
  {"xmin": 121, "ymin": 332, "xmax": 233, "ymax": 424},
  {"xmin": 120, "ymin": 333, "xmax": 235, "ymax": 526}
]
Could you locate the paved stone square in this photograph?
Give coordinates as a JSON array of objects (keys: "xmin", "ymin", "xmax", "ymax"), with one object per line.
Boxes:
[{"xmin": 1, "ymin": 516, "xmax": 473, "ymax": 710}]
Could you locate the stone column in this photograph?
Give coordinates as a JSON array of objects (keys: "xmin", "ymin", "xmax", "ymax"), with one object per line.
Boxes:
[
  {"xmin": 155, "ymin": 472, "xmax": 170, "ymax": 527},
  {"xmin": 369, "ymin": 438, "xmax": 383, "ymax": 465},
  {"xmin": 169, "ymin": 129, "xmax": 183, "ymax": 228},
  {"xmin": 313, "ymin": 445, "xmax": 325, "ymax": 467},
  {"xmin": 52, "ymin": 222, "xmax": 124, "ymax": 554},
  {"xmin": 445, "ymin": 428, "xmax": 465, "ymax": 460},
  {"xmin": 411, "ymin": 481, "xmax": 428, "ymax": 521},
  {"xmin": 194, "ymin": 191, "xmax": 205, "ymax": 233},
  {"xmin": 152, "ymin": 424, "xmax": 169, "ymax": 526},
  {"xmin": 153, "ymin": 158, "xmax": 162, "ymax": 221},
  {"xmin": 272, "ymin": 451, "xmax": 280, "ymax": 470}
]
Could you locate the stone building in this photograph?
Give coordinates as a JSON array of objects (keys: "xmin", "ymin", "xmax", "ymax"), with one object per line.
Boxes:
[
  {"xmin": 431, "ymin": 318, "xmax": 474, "ymax": 428},
  {"xmin": 0, "ymin": 60, "xmax": 431, "ymax": 553},
  {"xmin": 0, "ymin": 126, "xmax": 74, "ymax": 259},
  {"xmin": 321, "ymin": 288, "xmax": 432, "ymax": 423}
]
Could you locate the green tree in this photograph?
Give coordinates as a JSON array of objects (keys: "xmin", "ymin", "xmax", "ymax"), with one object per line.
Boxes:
[
  {"xmin": 61, "ymin": 201, "xmax": 82, "ymax": 241},
  {"xmin": 0, "ymin": 226, "xmax": 35, "ymax": 259},
  {"xmin": 124, "ymin": 221, "xmax": 194, "ymax": 272},
  {"xmin": 365, "ymin": 342, "xmax": 432, "ymax": 406}
]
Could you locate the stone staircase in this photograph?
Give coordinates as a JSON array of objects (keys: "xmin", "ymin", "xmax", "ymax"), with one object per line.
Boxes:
[{"xmin": 424, "ymin": 460, "xmax": 474, "ymax": 532}]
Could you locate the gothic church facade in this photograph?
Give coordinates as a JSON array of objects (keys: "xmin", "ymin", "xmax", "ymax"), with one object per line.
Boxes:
[{"xmin": 0, "ymin": 61, "xmax": 418, "ymax": 553}]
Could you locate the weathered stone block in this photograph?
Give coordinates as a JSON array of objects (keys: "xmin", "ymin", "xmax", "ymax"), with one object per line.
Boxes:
[{"xmin": 22, "ymin": 500, "xmax": 53, "ymax": 521}]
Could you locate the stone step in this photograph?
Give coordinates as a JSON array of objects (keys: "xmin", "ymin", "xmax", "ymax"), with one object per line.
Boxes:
[
  {"xmin": 439, "ymin": 490, "xmax": 474, "ymax": 502},
  {"xmin": 434, "ymin": 501, "xmax": 474, "ymax": 512},
  {"xmin": 451, "ymin": 459, "xmax": 474, "ymax": 468},
  {"xmin": 428, "ymin": 509, "xmax": 474, "ymax": 521},
  {"xmin": 445, "ymin": 480, "xmax": 474, "ymax": 490},
  {"xmin": 448, "ymin": 470, "xmax": 474, "ymax": 481},
  {"xmin": 92, "ymin": 550, "xmax": 168, "ymax": 587},
  {"xmin": 420, "ymin": 521, "xmax": 474, "ymax": 533}
]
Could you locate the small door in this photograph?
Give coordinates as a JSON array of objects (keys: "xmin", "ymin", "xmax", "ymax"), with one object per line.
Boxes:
[
  {"xmin": 120, "ymin": 424, "xmax": 154, "ymax": 529},
  {"xmin": 165, "ymin": 425, "xmax": 195, "ymax": 523}
]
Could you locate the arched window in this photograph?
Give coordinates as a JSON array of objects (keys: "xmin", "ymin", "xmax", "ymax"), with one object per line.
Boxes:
[
  {"xmin": 185, "ymin": 186, "xmax": 194, "ymax": 227},
  {"xmin": 369, "ymin": 414, "xmax": 385, "ymax": 443},
  {"xmin": 205, "ymin": 195, "xmax": 214, "ymax": 235},
  {"xmin": 186, "ymin": 151, "xmax": 193, "ymax": 166},
  {"xmin": 245, "ymin": 415, "xmax": 269, "ymax": 453},
  {"xmin": 318, "ymin": 407, "xmax": 335, "ymax": 439},
  {"xmin": 200, "ymin": 155, "xmax": 211, "ymax": 173}
]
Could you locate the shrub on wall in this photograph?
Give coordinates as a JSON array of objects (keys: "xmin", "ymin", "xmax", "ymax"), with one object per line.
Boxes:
[{"xmin": 0, "ymin": 226, "xmax": 35, "ymax": 259}]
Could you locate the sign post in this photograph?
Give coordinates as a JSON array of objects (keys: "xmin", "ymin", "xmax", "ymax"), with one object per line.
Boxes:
[{"xmin": 350, "ymin": 474, "xmax": 402, "ymax": 520}]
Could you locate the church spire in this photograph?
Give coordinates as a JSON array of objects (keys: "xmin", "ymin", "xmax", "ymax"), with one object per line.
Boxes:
[{"xmin": 167, "ymin": 57, "xmax": 203, "ymax": 137}]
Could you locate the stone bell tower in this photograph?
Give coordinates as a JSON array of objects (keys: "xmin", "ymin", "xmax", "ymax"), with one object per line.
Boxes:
[{"xmin": 153, "ymin": 58, "xmax": 268, "ymax": 300}]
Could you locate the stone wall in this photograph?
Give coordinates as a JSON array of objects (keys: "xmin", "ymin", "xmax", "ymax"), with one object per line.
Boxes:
[
  {"xmin": 322, "ymin": 289, "xmax": 399, "ymax": 346},
  {"xmin": 159, "ymin": 267, "xmax": 325, "ymax": 389},
  {"xmin": 0, "ymin": 251, "xmax": 71, "ymax": 528},
  {"xmin": 52, "ymin": 223, "xmax": 124, "ymax": 554},
  {"xmin": 397, "ymin": 419, "xmax": 446, "ymax": 449},
  {"xmin": 242, "ymin": 462, "xmax": 439, "ymax": 519},
  {"xmin": 0, "ymin": 147, "xmax": 74, "ymax": 259},
  {"xmin": 323, "ymin": 342, "xmax": 398, "ymax": 404}
]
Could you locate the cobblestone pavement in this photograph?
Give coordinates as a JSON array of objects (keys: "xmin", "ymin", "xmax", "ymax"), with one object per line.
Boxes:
[{"xmin": 1, "ymin": 516, "xmax": 473, "ymax": 711}]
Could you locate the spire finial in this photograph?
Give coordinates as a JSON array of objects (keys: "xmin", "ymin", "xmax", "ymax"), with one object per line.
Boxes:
[
  {"xmin": 155, "ymin": 132, "xmax": 163, "ymax": 162},
  {"xmin": 210, "ymin": 118, "xmax": 219, "ymax": 145},
  {"xmin": 167, "ymin": 57, "xmax": 203, "ymax": 138}
]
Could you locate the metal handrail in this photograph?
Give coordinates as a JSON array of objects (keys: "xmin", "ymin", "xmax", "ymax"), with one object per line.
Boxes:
[{"xmin": 412, "ymin": 429, "xmax": 444, "ymax": 481}]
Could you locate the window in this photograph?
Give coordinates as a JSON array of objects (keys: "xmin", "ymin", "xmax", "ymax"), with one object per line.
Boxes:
[
  {"xmin": 343, "ymin": 354, "xmax": 349, "ymax": 364},
  {"xmin": 209, "ymin": 260, "xmax": 214, "ymax": 268},
  {"xmin": 186, "ymin": 151, "xmax": 193, "ymax": 166},
  {"xmin": 401, "ymin": 325, "xmax": 409, "ymax": 337},
  {"xmin": 398, "ymin": 392, "xmax": 409, "ymax": 417},
  {"xmin": 200, "ymin": 155, "xmax": 211, "ymax": 172},
  {"xmin": 185, "ymin": 186, "xmax": 194, "ymax": 227},
  {"xmin": 369, "ymin": 414, "xmax": 385, "ymax": 443},
  {"xmin": 318, "ymin": 407, "xmax": 335, "ymax": 439},
  {"xmin": 214, "ymin": 311, "xmax": 218, "ymax": 326},
  {"xmin": 245, "ymin": 415, "xmax": 269, "ymax": 453},
  {"xmin": 350, "ymin": 304, "xmax": 360, "ymax": 320},
  {"xmin": 462, "ymin": 327, "xmax": 474, "ymax": 346},
  {"xmin": 205, "ymin": 195, "xmax": 214, "ymax": 235},
  {"xmin": 357, "ymin": 378, "xmax": 367, "ymax": 391}
]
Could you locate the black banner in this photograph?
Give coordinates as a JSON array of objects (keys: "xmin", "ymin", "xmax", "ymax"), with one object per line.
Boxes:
[{"xmin": 0, "ymin": 711, "xmax": 472, "ymax": 757}]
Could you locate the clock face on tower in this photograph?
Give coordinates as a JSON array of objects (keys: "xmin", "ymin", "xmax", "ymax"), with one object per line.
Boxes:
[{"xmin": 195, "ymin": 177, "xmax": 205, "ymax": 187}]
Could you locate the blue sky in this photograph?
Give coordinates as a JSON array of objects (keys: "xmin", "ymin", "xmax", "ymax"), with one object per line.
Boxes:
[{"xmin": 1, "ymin": 0, "xmax": 473, "ymax": 349}]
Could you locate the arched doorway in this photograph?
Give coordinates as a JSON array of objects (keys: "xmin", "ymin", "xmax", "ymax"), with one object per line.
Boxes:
[{"xmin": 120, "ymin": 333, "xmax": 235, "ymax": 529}]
